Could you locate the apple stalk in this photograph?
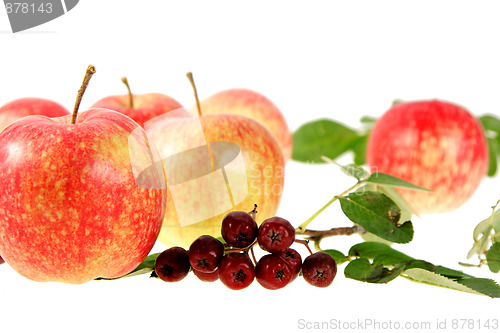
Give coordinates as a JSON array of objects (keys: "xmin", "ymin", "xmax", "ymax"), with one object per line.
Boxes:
[{"xmin": 71, "ymin": 65, "xmax": 96, "ymax": 124}]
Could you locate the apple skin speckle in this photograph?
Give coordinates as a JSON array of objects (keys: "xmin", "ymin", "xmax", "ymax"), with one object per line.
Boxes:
[{"xmin": 0, "ymin": 109, "xmax": 167, "ymax": 284}]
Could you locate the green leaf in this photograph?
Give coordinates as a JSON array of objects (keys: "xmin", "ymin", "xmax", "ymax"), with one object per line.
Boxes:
[
  {"xmin": 487, "ymin": 243, "xmax": 500, "ymax": 273},
  {"xmin": 346, "ymin": 242, "xmax": 500, "ymax": 297},
  {"xmin": 360, "ymin": 116, "xmax": 378, "ymax": 125},
  {"xmin": 344, "ymin": 258, "xmax": 406, "ymax": 283},
  {"xmin": 322, "ymin": 157, "xmax": 369, "ymax": 181},
  {"xmin": 95, "ymin": 252, "xmax": 160, "ymax": 280},
  {"xmin": 366, "ymin": 172, "xmax": 430, "ymax": 191},
  {"xmin": 322, "ymin": 249, "xmax": 349, "ymax": 265},
  {"xmin": 351, "ymin": 134, "xmax": 369, "ymax": 166},
  {"xmin": 348, "ymin": 242, "xmax": 413, "ymax": 265},
  {"xmin": 339, "ymin": 191, "xmax": 414, "ymax": 244},
  {"xmin": 292, "ymin": 119, "xmax": 359, "ymax": 163},
  {"xmin": 486, "ymin": 138, "xmax": 498, "ymax": 177},
  {"xmin": 377, "ymin": 185, "xmax": 418, "ymax": 219},
  {"xmin": 480, "ymin": 114, "xmax": 500, "ymax": 133}
]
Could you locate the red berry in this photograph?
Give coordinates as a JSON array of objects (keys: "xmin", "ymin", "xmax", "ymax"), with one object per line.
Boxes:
[
  {"xmin": 188, "ymin": 235, "xmax": 224, "ymax": 273},
  {"xmin": 255, "ymin": 253, "xmax": 292, "ymax": 290},
  {"xmin": 193, "ymin": 267, "xmax": 219, "ymax": 282},
  {"xmin": 221, "ymin": 211, "xmax": 258, "ymax": 248},
  {"xmin": 302, "ymin": 252, "xmax": 337, "ymax": 288},
  {"xmin": 154, "ymin": 247, "xmax": 191, "ymax": 282},
  {"xmin": 218, "ymin": 252, "xmax": 255, "ymax": 290},
  {"xmin": 278, "ymin": 248, "xmax": 302, "ymax": 281},
  {"xmin": 257, "ymin": 217, "xmax": 295, "ymax": 253}
]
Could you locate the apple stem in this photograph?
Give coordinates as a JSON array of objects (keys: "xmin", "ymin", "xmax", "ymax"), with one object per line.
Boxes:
[
  {"xmin": 121, "ymin": 76, "xmax": 134, "ymax": 108},
  {"xmin": 186, "ymin": 72, "xmax": 202, "ymax": 117},
  {"xmin": 71, "ymin": 65, "xmax": 96, "ymax": 124},
  {"xmin": 186, "ymin": 72, "xmax": 216, "ymax": 172}
]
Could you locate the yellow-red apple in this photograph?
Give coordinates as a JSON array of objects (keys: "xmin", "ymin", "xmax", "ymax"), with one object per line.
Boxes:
[
  {"xmin": 0, "ymin": 67, "xmax": 167, "ymax": 283},
  {"xmin": 0, "ymin": 97, "xmax": 69, "ymax": 132},
  {"xmin": 198, "ymin": 89, "xmax": 292, "ymax": 161},
  {"xmin": 91, "ymin": 77, "xmax": 186, "ymax": 128},
  {"xmin": 145, "ymin": 74, "xmax": 285, "ymax": 248},
  {"xmin": 366, "ymin": 99, "xmax": 488, "ymax": 214}
]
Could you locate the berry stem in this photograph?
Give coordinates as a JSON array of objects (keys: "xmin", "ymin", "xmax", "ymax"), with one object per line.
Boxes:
[
  {"xmin": 71, "ymin": 65, "xmax": 96, "ymax": 124},
  {"xmin": 296, "ymin": 180, "xmax": 365, "ymax": 232},
  {"xmin": 296, "ymin": 225, "xmax": 365, "ymax": 238},
  {"xmin": 294, "ymin": 239, "xmax": 313, "ymax": 255},
  {"xmin": 249, "ymin": 204, "xmax": 258, "ymax": 220},
  {"xmin": 121, "ymin": 76, "xmax": 134, "ymax": 108}
]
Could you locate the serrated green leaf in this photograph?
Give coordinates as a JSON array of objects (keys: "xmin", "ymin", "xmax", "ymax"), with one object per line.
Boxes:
[
  {"xmin": 339, "ymin": 191, "xmax": 414, "ymax": 244},
  {"xmin": 366, "ymin": 173, "xmax": 430, "ymax": 191},
  {"xmin": 402, "ymin": 268, "xmax": 486, "ymax": 296},
  {"xmin": 486, "ymin": 243, "xmax": 500, "ymax": 273},
  {"xmin": 344, "ymin": 258, "xmax": 406, "ymax": 283},
  {"xmin": 345, "ymin": 242, "xmax": 500, "ymax": 297},
  {"xmin": 322, "ymin": 249, "xmax": 349, "ymax": 265},
  {"xmin": 292, "ymin": 119, "xmax": 359, "ymax": 163},
  {"xmin": 458, "ymin": 278, "xmax": 500, "ymax": 298}
]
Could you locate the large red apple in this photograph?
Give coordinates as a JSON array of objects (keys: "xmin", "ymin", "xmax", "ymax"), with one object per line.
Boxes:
[
  {"xmin": 91, "ymin": 77, "xmax": 186, "ymax": 127},
  {"xmin": 0, "ymin": 97, "xmax": 69, "ymax": 132},
  {"xmin": 366, "ymin": 99, "xmax": 488, "ymax": 214},
  {"xmin": 145, "ymin": 74, "xmax": 285, "ymax": 248},
  {"xmin": 0, "ymin": 67, "xmax": 167, "ymax": 283},
  {"xmin": 198, "ymin": 89, "xmax": 293, "ymax": 161}
]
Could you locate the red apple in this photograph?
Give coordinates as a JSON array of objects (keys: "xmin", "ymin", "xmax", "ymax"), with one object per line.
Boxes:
[
  {"xmin": 198, "ymin": 89, "xmax": 293, "ymax": 161},
  {"xmin": 0, "ymin": 66, "xmax": 167, "ymax": 283},
  {"xmin": 366, "ymin": 99, "xmax": 488, "ymax": 214},
  {"xmin": 146, "ymin": 74, "xmax": 285, "ymax": 248},
  {"xmin": 0, "ymin": 97, "xmax": 69, "ymax": 132},
  {"xmin": 91, "ymin": 77, "xmax": 187, "ymax": 127}
]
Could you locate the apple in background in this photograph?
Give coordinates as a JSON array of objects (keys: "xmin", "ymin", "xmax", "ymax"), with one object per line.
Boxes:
[
  {"xmin": 91, "ymin": 77, "xmax": 187, "ymax": 128},
  {"xmin": 0, "ymin": 66, "xmax": 167, "ymax": 283},
  {"xmin": 366, "ymin": 99, "xmax": 488, "ymax": 214},
  {"xmin": 198, "ymin": 89, "xmax": 293, "ymax": 161},
  {"xmin": 0, "ymin": 97, "xmax": 69, "ymax": 132},
  {"xmin": 146, "ymin": 74, "xmax": 285, "ymax": 248}
]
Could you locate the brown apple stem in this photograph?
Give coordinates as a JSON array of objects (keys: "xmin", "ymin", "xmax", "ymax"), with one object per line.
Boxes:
[
  {"xmin": 121, "ymin": 76, "xmax": 134, "ymax": 108},
  {"xmin": 71, "ymin": 65, "xmax": 96, "ymax": 124},
  {"xmin": 186, "ymin": 72, "xmax": 202, "ymax": 117},
  {"xmin": 186, "ymin": 72, "xmax": 215, "ymax": 172}
]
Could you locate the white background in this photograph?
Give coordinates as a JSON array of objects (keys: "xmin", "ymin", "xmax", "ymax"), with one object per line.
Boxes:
[{"xmin": 1, "ymin": 1, "xmax": 499, "ymax": 332}]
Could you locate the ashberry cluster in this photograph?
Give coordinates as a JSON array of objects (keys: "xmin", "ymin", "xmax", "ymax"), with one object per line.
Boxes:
[{"xmin": 153, "ymin": 206, "xmax": 337, "ymax": 290}]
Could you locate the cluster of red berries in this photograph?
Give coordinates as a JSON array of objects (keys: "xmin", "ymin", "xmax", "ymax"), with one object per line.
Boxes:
[{"xmin": 153, "ymin": 206, "xmax": 337, "ymax": 290}]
